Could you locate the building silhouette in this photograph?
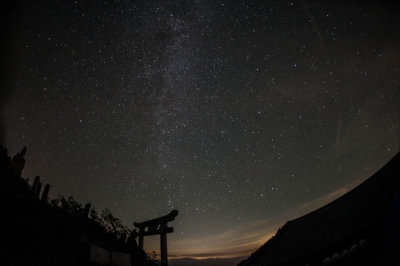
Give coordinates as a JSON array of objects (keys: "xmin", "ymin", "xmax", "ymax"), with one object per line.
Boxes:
[{"xmin": 239, "ymin": 153, "xmax": 400, "ymax": 266}]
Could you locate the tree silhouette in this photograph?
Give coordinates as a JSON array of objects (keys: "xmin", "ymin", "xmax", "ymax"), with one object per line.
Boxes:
[{"xmin": 100, "ymin": 208, "xmax": 130, "ymax": 239}]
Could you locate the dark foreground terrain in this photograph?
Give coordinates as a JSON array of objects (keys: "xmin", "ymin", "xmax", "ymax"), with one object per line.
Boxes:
[{"xmin": 0, "ymin": 145, "xmax": 155, "ymax": 266}]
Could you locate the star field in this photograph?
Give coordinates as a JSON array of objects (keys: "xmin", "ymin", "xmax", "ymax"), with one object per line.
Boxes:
[{"xmin": 4, "ymin": 0, "xmax": 399, "ymax": 259}]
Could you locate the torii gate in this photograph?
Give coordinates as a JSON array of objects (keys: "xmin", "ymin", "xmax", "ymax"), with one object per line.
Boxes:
[{"xmin": 134, "ymin": 210, "xmax": 178, "ymax": 266}]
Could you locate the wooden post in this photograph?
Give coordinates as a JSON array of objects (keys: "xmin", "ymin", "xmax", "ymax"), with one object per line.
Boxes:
[
  {"xmin": 31, "ymin": 176, "xmax": 40, "ymax": 199},
  {"xmin": 35, "ymin": 182, "xmax": 42, "ymax": 201},
  {"xmin": 84, "ymin": 203, "xmax": 91, "ymax": 218},
  {"xmin": 160, "ymin": 223, "xmax": 168, "ymax": 266},
  {"xmin": 138, "ymin": 227, "xmax": 144, "ymax": 249},
  {"xmin": 41, "ymin": 184, "xmax": 50, "ymax": 203}
]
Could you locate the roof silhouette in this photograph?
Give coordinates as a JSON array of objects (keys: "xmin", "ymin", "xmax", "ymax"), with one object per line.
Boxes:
[{"xmin": 239, "ymin": 153, "xmax": 400, "ymax": 266}]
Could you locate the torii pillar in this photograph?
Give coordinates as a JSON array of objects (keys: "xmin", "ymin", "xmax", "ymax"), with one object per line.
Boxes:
[{"xmin": 134, "ymin": 210, "xmax": 178, "ymax": 266}]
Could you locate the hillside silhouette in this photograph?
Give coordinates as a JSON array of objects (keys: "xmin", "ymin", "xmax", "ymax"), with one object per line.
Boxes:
[{"xmin": 0, "ymin": 145, "xmax": 157, "ymax": 266}]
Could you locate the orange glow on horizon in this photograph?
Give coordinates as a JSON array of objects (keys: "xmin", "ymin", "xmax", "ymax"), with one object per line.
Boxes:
[
  {"xmin": 144, "ymin": 233, "xmax": 274, "ymax": 260},
  {"xmin": 144, "ymin": 179, "xmax": 362, "ymax": 262}
]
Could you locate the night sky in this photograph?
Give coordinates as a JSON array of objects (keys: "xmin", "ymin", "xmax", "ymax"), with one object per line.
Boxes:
[{"xmin": 2, "ymin": 0, "xmax": 399, "ymax": 261}]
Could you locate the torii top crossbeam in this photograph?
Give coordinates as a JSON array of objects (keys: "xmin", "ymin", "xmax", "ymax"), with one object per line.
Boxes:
[{"xmin": 134, "ymin": 210, "xmax": 178, "ymax": 229}]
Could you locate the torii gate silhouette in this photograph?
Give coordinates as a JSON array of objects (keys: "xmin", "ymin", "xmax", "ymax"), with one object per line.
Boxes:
[{"xmin": 134, "ymin": 210, "xmax": 178, "ymax": 266}]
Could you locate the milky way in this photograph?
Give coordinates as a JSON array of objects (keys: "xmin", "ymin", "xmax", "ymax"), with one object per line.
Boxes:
[{"xmin": 4, "ymin": 0, "xmax": 399, "ymax": 259}]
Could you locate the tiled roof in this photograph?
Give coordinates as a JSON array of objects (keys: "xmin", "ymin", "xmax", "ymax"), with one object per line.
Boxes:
[{"xmin": 239, "ymin": 153, "xmax": 400, "ymax": 266}]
